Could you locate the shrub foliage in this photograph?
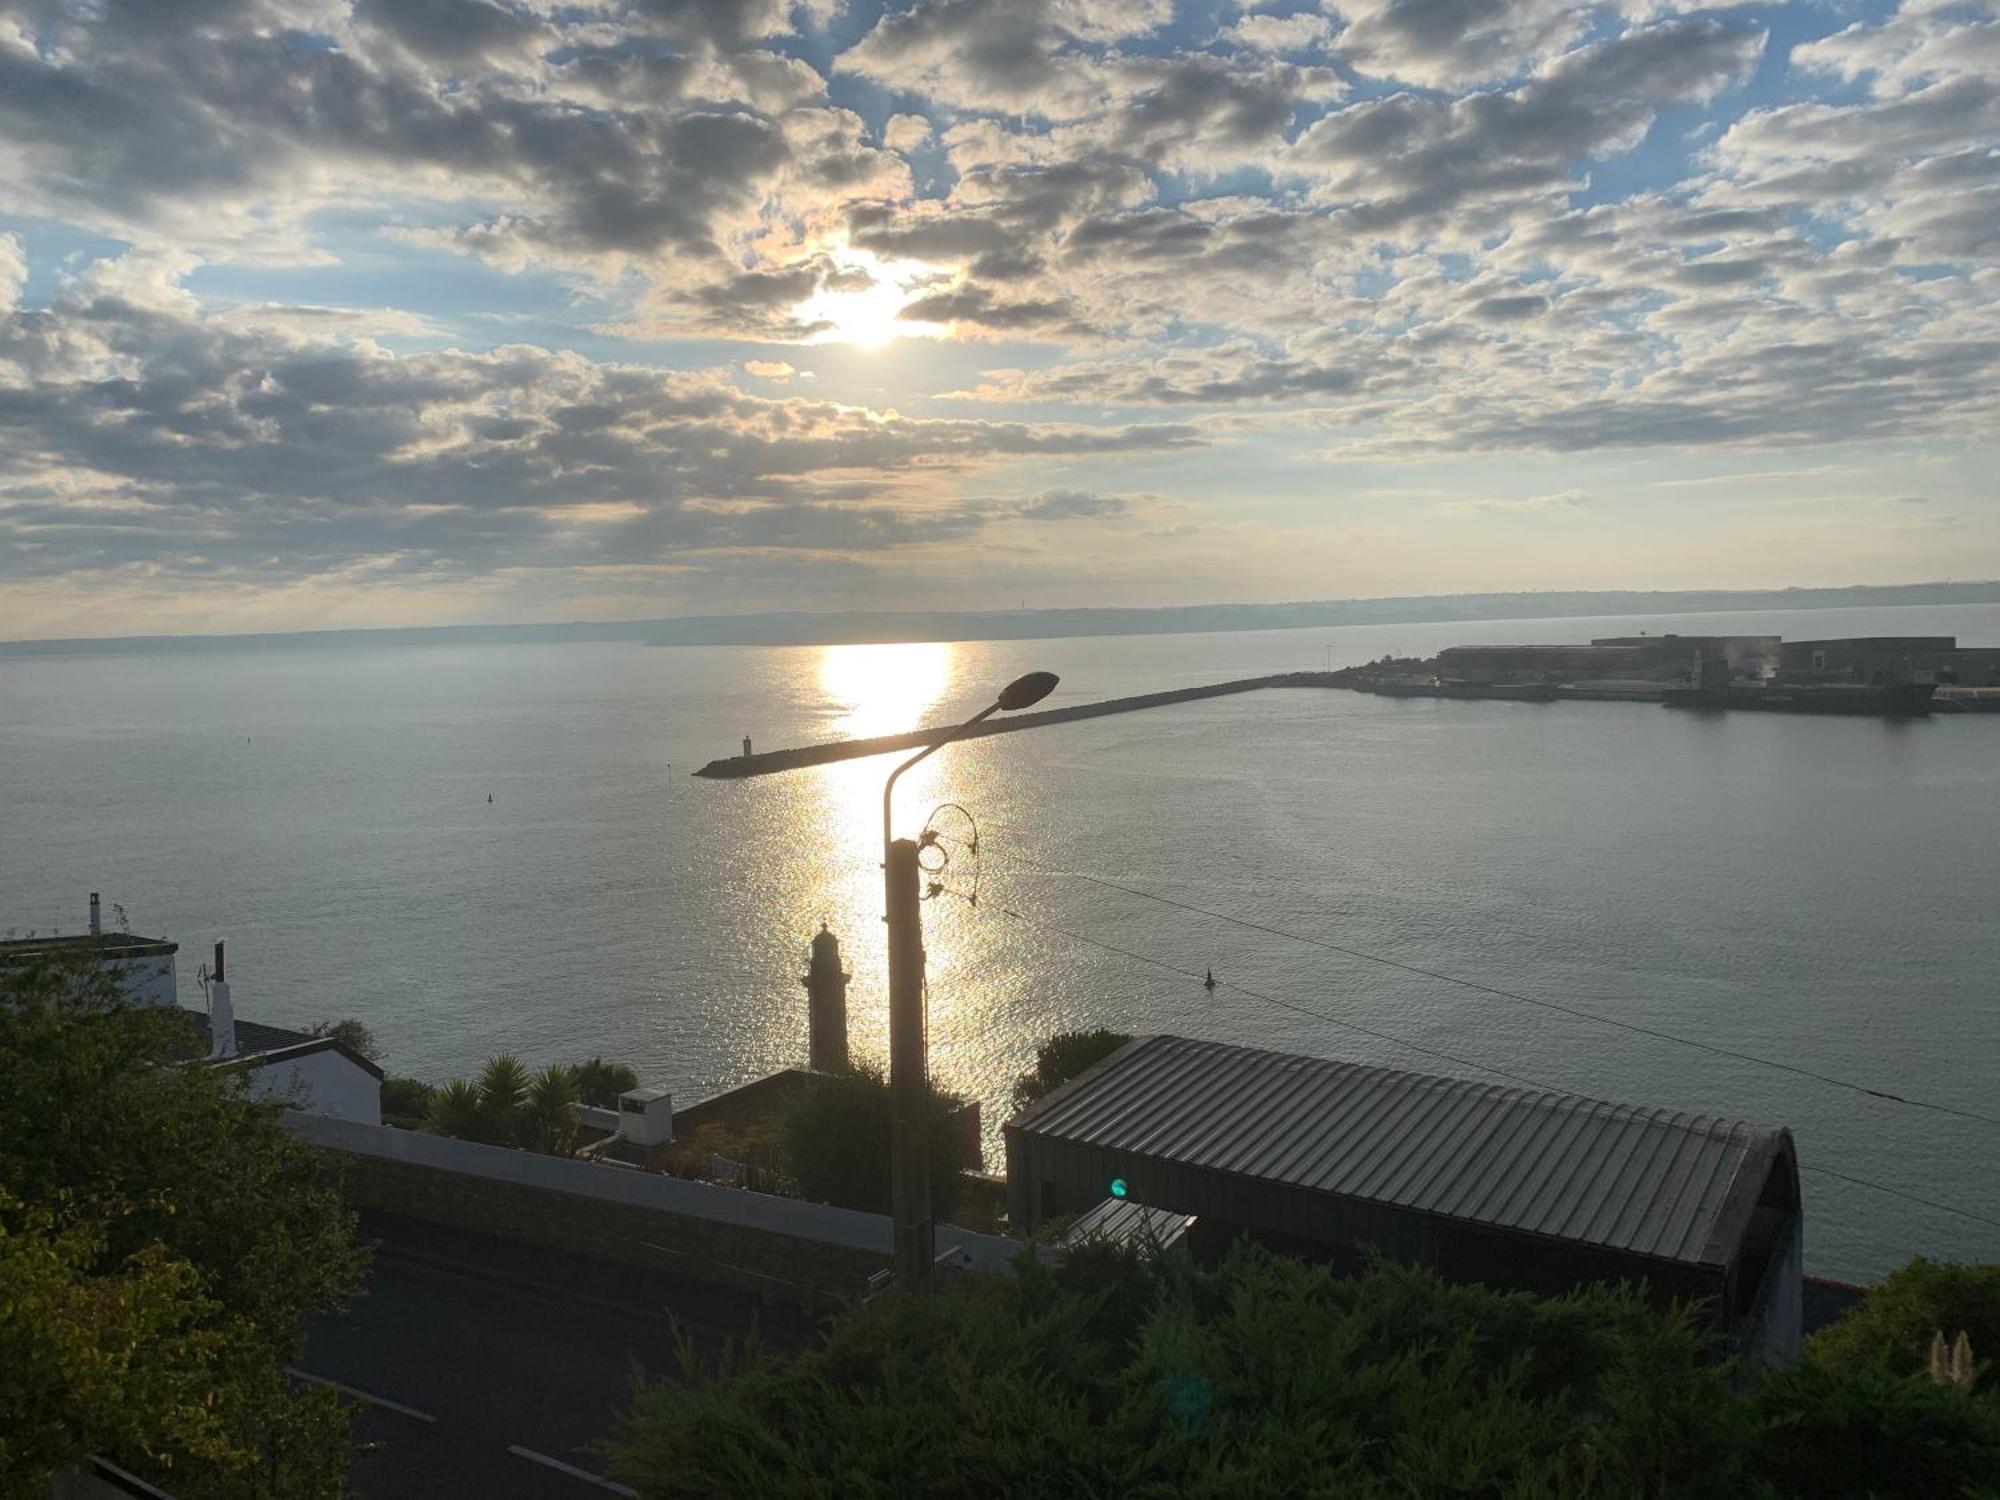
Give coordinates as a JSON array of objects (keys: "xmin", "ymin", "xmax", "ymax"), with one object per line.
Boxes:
[
  {"xmin": 1808, "ymin": 1256, "xmax": 2000, "ymax": 1395},
  {"xmin": 1011, "ymin": 1027, "xmax": 1132, "ymax": 1112},
  {"xmin": 607, "ymin": 1243, "xmax": 2000, "ymax": 1500},
  {"xmin": 0, "ymin": 954, "xmax": 366, "ymax": 1497},
  {"xmin": 781, "ymin": 1064, "xmax": 975, "ymax": 1217}
]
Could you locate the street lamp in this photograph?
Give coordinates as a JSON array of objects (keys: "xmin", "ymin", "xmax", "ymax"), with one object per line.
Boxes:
[{"xmin": 883, "ymin": 669, "xmax": 1058, "ymax": 1292}]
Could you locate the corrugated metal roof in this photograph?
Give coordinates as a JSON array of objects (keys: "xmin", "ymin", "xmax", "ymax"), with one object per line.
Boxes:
[
  {"xmin": 1058, "ymin": 1196, "xmax": 1196, "ymax": 1252},
  {"xmin": 1008, "ymin": 1035, "xmax": 1790, "ymax": 1267}
]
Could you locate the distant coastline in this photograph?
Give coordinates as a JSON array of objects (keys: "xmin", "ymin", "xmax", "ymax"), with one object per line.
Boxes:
[{"xmin": 5, "ymin": 581, "xmax": 1999, "ymax": 657}]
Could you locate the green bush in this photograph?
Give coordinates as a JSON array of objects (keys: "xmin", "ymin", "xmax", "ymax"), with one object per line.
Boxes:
[
  {"xmin": 781, "ymin": 1063, "xmax": 974, "ymax": 1218},
  {"xmin": 605, "ymin": 1243, "xmax": 2000, "ymax": 1500},
  {"xmin": 1808, "ymin": 1257, "xmax": 2000, "ymax": 1393},
  {"xmin": 1011, "ymin": 1027, "xmax": 1131, "ymax": 1112},
  {"xmin": 380, "ymin": 1076, "xmax": 434, "ymax": 1121},
  {"xmin": 573, "ymin": 1056, "xmax": 639, "ymax": 1108}
]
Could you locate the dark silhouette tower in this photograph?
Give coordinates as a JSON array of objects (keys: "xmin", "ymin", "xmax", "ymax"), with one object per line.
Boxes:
[{"xmin": 804, "ymin": 924, "xmax": 850, "ymax": 1073}]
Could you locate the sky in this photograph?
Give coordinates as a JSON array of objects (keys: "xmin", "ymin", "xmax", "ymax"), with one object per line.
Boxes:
[{"xmin": 1, "ymin": 0, "xmax": 1997, "ymax": 638}]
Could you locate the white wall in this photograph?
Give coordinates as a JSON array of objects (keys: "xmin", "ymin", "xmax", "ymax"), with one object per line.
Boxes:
[
  {"xmin": 112, "ymin": 952, "xmax": 176, "ymax": 1009},
  {"xmin": 246, "ymin": 1049, "xmax": 382, "ymax": 1126}
]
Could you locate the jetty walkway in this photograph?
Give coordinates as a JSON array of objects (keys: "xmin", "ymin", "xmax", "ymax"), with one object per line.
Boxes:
[{"xmin": 693, "ymin": 672, "xmax": 1342, "ymax": 778}]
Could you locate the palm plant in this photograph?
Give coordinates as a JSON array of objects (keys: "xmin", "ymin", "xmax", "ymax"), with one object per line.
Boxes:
[
  {"xmin": 527, "ymin": 1063, "xmax": 581, "ymax": 1156},
  {"xmin": 426, "ymin": 1078, "xmax": 485, "ymax": 1141},
  {"xmin": 474, "ymin": 1051, "xmax": 528, "ymax": 1119}
]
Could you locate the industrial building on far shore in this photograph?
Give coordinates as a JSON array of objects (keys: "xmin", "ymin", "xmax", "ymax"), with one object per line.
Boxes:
[{"xmin": 1432, "ymin": 633, "xmax": 1999, "ymax": 689}]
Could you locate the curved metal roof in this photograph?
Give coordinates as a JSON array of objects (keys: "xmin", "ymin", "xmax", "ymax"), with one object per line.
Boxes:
[{"xmin": 1007, "ymin": 1034, "xmax": 1792, "ymax": 1267}]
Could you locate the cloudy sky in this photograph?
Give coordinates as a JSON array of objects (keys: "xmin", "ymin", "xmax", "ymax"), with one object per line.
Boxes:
[{"xmin": 2, "ymin": 0, "xmax": 1996, "ymax": 636}]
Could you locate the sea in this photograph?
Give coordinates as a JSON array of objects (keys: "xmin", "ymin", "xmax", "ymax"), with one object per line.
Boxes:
[{"xmin": 5, "ymin": 601, "xmax": 1997, "ymax": 1282}]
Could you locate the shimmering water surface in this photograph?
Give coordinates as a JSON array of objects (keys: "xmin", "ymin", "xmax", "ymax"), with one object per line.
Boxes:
[{"xmin": 5, "ymin": 602, "xmax": 1998, "ymax": 1280}]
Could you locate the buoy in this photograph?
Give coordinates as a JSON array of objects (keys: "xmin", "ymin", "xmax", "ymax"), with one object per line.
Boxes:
[
  {"xmin": 1203, "ymin": 969, "xmax": 1217, "ymax": 994},
  {"xmin": 487, "ymin": 793, "xmax": 493, "ymax": 803}
]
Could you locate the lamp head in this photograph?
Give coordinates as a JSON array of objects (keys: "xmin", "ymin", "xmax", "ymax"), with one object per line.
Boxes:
[{"xmin": 996, "ymin": 670, "xmax": 1059, "ymax": 712}]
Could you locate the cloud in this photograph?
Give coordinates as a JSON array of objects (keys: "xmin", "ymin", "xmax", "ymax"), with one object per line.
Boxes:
[
  {"xmin": 1011, "ymin": 487, "xmax": 1133, "ymax": 519},
  {"xmin": 1324, "ymin": 0, "xmax": 1593, "ymax": 88},
  {"xmin": 1227, "ymin": 13, "xmax": 1332, "ymax": 53},
  {"xmin": 0, "ymin": 256, "xmax": 1199, "ymax": 587},
  {"xmin": 1287, "ymin": 19, "xmax": 1767, "ymax": 232},
  {"xmin": 884, "ymin": 113, "xmax": 933, "ymax": 152},
  {"xmin": 742, "ymin": 359, "xmax": 798, "ymax": 380},
  {"xmin": 1438, "ymin": 490, "xmax": 1591, "ymax": 515}
]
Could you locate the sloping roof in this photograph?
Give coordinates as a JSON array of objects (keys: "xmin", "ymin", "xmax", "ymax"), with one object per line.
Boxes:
[
  {"xmin": 0, "ymin": 931, "xmax": 177, "ymax": 960},
  {"xmin": 1007, "ymin": 1035, "xmax": 1791, "ymax": 1268},
  {"xmin": 180, "ymin": 1010, "xmax": 385, "ymax": 1080}
]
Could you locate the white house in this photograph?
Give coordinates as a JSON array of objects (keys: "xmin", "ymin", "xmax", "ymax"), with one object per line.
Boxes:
[{"xmin": 3, "ymin": 895, "xmax": 381, "ymax": 1125}]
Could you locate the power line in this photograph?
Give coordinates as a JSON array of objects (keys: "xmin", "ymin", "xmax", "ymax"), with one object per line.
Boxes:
[
  {"xmin": 982, "ymin": 847, "xmax": 2000, "ymax": 1134},
  {"xmin": 1797, "ymin": 1166, "xmax": 2000, "ymax": 1234},
  {"xmin": 992, "ymin": 902, "xmax": 1544, "ymax": 1089},
  {"xmin": 989, "ymin": 901, "xmax": 2000, "ymax": 1237}
]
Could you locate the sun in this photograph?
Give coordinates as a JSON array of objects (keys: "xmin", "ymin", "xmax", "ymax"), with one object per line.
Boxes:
[{"xmin": 795, "ymin": 248, "xmax": 946, "ymax": 350}]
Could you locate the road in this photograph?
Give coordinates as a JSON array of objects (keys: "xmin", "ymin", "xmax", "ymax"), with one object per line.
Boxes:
[{"xmin": 299, "ymin": 1215, "xmax": 816, "ymax": 1498}]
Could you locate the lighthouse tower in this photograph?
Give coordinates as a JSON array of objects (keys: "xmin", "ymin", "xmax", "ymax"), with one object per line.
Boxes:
[{"xmin": 803, "ymin": 924, "xmax": 850, "ymax": 1073}]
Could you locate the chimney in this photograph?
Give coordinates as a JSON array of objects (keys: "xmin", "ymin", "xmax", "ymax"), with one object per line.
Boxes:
[
  {"xmin": 208, "ymin": 940, "xmax": 235, "ymax": 1060},
  {"xmin": 803, "ymin": 924, "xmax": 850, "ymax": 1073},
  {"xmin": 89, "ymin": 891, "xmax": 101, "ymax": 936}
]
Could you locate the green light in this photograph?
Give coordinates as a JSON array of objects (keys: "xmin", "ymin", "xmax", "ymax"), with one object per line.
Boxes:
[{"xmin": 1109, "ymin": 1177, "xmax": 1128, "ymax": 1199}]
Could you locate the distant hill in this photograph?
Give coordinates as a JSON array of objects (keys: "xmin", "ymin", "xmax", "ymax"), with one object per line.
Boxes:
[{"xmin": 5, "ymin": 582, "xmax": 1998, "ymax": 656}]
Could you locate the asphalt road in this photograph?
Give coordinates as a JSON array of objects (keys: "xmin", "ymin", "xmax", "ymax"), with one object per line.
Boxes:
[{"xmin": 300, "ymin": 1215, "xmax": 817, "ymax": 1499}]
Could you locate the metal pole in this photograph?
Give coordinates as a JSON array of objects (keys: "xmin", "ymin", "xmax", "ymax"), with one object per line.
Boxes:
[{"xmin": 885, "ymin": 835, "xmax": 932, "ymax": 1292}]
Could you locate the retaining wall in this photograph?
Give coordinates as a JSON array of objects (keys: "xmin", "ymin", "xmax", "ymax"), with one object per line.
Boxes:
[{"xmin": 286, "ymin": 1114, "xmax": 1020, "ymax": 1309}]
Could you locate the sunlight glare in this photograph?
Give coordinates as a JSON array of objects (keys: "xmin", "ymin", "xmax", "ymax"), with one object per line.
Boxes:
[
  {"xmin": 820, "ymin": 641, "xmax": 955, "ymax": 739},
  {"xmin": 795, "ymin": 249, "xmax": 946, "ymax": 350}
]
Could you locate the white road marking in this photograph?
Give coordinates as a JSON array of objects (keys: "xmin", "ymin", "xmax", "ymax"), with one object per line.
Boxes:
[
  {"xmin": 283, "ymin": 1366, "xmax": 437, "ymax": 1423},
  {"xmin": 507, "ymin": 1445, "xmax": 639, "ymax": 1496}
]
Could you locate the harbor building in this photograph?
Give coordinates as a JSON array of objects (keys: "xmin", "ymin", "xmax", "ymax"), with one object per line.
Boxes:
[
  {"xmin": 1007, "ymin": 1034, "xmax": 1803, "ymax": 1361},
  {"xmin": 1433, "ymin": 635, "xmax": 1777, "ymax": 684},
  {"xmin": 1780, "ymin": 636, "xmax": 2000, "ymax": 687}
]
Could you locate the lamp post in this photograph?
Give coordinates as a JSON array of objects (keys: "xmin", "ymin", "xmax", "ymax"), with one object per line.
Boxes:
[{"xmin": 883, "ymin": 669, "xmax": 1058, "ymax": 1291}]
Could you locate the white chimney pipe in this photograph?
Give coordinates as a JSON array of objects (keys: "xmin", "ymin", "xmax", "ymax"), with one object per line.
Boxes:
[
  {"xmin": 208, "ymin": 940, "xmax": 235, "ymax": 1061},
  {"xmin": 89, "ymin": 892, "xmax": 101, "ymax": 936}
]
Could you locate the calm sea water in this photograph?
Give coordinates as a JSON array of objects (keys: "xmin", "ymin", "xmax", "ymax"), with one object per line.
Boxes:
[{"xmin": 5, "ymin": 602, "xmax": 1998, "ymax": 1281}]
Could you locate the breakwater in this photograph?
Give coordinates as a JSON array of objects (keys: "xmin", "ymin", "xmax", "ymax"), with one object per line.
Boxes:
[{"xmin": 693, "ymin": 672, "xmax": 1342, "ymax": 778}]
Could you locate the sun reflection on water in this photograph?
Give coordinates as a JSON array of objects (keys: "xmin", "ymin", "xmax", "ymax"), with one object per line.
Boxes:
[
  {"xmin": 796, "ymin": 641, "xmax": 973, "ymax": 1075},
  {"xmin": 819, "ymin": 641, "xmax": 955, "ymax": 740}
]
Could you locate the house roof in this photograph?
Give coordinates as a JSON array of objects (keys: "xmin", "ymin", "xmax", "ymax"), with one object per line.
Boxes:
[
  {"xmin": 180, "ymin": 1010, "xmax": 385, "ymax": 1080},
  {"xmin": 1007, "ymin": 1034, "xmax": 1792, "ymax": 1269},
  {"xmin": 0, "ymin": 931, "xmax": 178, "ymax": 961}
]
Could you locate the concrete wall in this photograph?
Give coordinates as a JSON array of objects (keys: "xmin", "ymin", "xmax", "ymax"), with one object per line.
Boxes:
[
  {"xmin": 285, "ymin": 1115, "xmax": 1020, "ymax": 1306},
  {"xmin": 246, "ymin": 1048, "xmax": 381, "ymax": 1125}
]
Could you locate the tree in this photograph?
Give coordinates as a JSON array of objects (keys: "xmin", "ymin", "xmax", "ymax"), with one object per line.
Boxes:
[
  {"xmin": 781, "ymin": 1064, "xmax": 975, "ymax": 1218},
  {"xmin": 606, "ymin": 1243, "xmax": 2000, "ymax": 1499},
  {"xmin": 1011, "ymin": 1028, "xmax": 1131, "ymax": 1112},
  {"xmin": 0, "ymin": 953, "xmax": 365, "ymax": 1497},
  {"xmin": 1808, "ymin": 1257, "xmax": 2000, "ymax": 1394},
  {"xmin": 573, "ymin": 1056, "xmax": 639, "ymax": 1108},
  {"xmin": 307, "ymin": 1016, "xmax": 381, "ymax": 1063}
]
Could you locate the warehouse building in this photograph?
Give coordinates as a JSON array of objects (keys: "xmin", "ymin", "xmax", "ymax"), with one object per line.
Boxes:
[{"xmin": 1006, "ymin": 1035, "xmax": 1802, "ymax": 1360}]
